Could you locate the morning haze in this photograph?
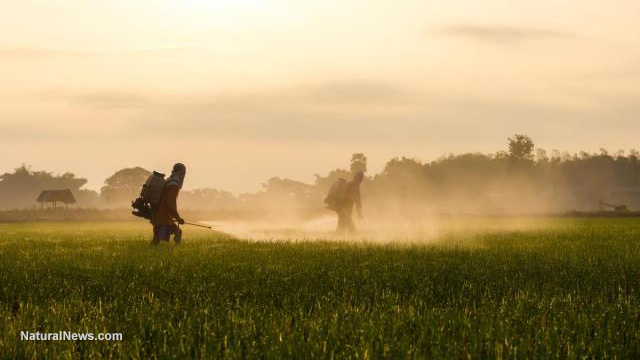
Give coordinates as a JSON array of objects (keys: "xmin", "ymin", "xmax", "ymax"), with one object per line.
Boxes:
[{"xmin": 1, "ymin": 0, "xmax": 639, "ymax": 192}]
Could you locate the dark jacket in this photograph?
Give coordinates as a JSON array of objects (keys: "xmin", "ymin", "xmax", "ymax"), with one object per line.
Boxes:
[{"xmin": 152, "ymin": 182, "xmax": 181, "ymax": 226}]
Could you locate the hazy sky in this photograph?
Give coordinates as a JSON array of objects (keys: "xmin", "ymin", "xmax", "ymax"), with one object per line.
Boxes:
[{"xmin": 1, "ymin": 0, "xmax": 639, "ymax": 192}]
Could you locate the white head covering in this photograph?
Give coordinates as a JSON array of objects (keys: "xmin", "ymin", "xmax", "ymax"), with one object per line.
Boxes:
[{"xmin": 166, "ymin": 163, "xmax": 186, "ymax": 189}]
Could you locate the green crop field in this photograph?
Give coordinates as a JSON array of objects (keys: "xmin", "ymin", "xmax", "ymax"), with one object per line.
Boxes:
[{"xmin": 1, "ymin": 218, "xmax": 640, "ymax": 359}]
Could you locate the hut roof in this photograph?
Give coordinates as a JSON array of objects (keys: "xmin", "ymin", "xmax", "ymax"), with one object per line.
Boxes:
[{"xmin": 36, "ymin": 189, "xmax": 76, "ymax": 204}]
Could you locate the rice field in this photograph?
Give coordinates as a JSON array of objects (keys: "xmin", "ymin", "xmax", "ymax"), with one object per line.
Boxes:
[{"xmin": 1, "ymin": 218, "xmax": 639, "ymax": 359}]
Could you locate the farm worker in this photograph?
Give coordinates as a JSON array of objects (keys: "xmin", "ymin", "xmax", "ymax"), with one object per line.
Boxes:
[
  {"xmin": 332, "ymin": 172, "xmax": 364, "ymax": 234},
  {"xmin": 151, "ymin": 163, "xmax": 186, "ymax": 245}
]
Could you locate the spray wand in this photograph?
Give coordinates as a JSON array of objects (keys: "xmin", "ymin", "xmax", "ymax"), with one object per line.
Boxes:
[{"xmin": 183, "ymin": 222, "xmax": 213, "ymax": 229}]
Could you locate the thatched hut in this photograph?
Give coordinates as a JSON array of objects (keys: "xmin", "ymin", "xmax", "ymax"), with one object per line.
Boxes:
[{"xmin": 36, "ymin": 189, "xmax": 76, "ymax": 209}]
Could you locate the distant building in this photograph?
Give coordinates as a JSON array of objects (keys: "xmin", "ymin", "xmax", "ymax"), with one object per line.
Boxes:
[{"xmin": 36, "ymin": 189, "xmax": 76, "ymax": 209}]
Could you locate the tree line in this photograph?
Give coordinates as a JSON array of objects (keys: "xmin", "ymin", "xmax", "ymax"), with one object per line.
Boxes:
[{"xmin": 1, "ymin": 135, "xmax": 639, "ymax": 214}]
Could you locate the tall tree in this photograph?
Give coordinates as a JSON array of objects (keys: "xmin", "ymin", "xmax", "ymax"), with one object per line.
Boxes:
[
  {"xmin": 508, "ymin": 134, "xmax": 535, "ymax": 160},
  {"xmin": 101, "ymin": 167, "xmax": 151, "ymax": 205}
]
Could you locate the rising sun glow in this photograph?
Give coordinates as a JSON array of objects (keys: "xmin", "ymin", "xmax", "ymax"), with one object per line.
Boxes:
[{"xmin": 177, "ymin": 0, "xmax": 274, "ymax": 11}]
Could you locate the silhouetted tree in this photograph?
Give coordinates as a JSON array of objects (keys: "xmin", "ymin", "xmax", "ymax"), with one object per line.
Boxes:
[
  {"xmin": 181, "ymin": 188, "xmax": 238, "ymax": 210},
  {"xmin": 0, "ymin": 165, "xmax": 91, "ymax": 209},
  {"xmin": 535, "ymin": 148, "xmax": 549, "ymax": 163},
  {"xmin": 5, "ymin": 134, "xmax": 640, "ymax": 214},
  {"xmin": 508, "ymin": 134, "xmax": 535, "ymax": 160},
  {"xmin": 101, "ymin": 167, "xmax": 151, "ymax": 205},
  {"xmin": 261, "ymin": 177, "xmax": 314, "ymax": 200}
]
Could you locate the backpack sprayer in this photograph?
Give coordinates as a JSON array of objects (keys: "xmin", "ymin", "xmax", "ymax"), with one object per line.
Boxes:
[{"xmin": 131, "ymin": 171, "xmax": 212, "ymax": 229}]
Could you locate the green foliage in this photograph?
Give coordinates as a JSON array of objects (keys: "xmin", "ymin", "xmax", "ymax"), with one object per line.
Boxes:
[{"xmin": 2, "ymin": 219, "xmax": 640, "ymax": 358}]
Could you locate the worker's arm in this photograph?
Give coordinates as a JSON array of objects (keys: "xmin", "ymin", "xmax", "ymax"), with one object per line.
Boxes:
[{"xmin": 165, "ymin": 185, "xmax": 184, "ymax": 224}]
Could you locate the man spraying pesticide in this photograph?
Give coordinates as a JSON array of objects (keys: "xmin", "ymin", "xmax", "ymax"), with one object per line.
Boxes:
[
  {"xmin": 324, "ymin": 154, "xmax": 368, "ymax": 234},
  {"xmin": 131, "ymin": 163, "xmax": 211, "ymax": 245}
]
